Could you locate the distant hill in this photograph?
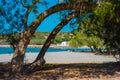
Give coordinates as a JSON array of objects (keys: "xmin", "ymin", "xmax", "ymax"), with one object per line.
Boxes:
[
  {"xmin": 0, "ymin": 32, "xmax": 72, "ymax": 45},
  {"xmin": 30, "ymin": 32, "xmax": 72, "ymax": 45}
]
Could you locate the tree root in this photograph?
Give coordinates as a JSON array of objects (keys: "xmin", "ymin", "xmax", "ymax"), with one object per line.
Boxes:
[{"xmin": 22, "ymin": 57, "xmax": 46, "ymax": 74}]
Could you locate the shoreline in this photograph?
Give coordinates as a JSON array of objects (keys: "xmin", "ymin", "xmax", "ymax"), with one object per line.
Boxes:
[
  {"xmin": 0, "ymin": 52, "xmax": 116, "ymax": 63},
  {"xmin": 0, "ymin": 44, "xmax": 43, "ymax": 48},
  {"xmin": 0, "ymin": 44, "xmax": 89, "ymax": 48},
  {"xmin": 0, "ymin": 44, "xmax": 66, "ymax": 48}
]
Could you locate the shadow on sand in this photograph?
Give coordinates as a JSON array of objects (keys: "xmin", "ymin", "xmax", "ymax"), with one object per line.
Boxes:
[{"xmin": 0, "ymin": 62, "xmax": 120, "ymax": 79}]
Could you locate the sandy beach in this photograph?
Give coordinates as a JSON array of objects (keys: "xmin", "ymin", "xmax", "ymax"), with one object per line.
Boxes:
[
  {"xmin": 0, "ymin": 51, "xmax": 116, "ymax": 63},
  {"xmin": 0, "ymin": 52, "xmax": 120, "ymax": 80}
]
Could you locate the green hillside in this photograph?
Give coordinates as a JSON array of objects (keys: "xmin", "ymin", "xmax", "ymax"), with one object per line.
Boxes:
[
  {"xmin": 0, "ymin": 32, "xmax": 72, "ymax": 45},
  {"xmin": 30, "ymin": 32, "xmax": 72, "ymax": 45}
]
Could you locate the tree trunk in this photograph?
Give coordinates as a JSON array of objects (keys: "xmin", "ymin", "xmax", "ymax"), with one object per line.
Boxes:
[
  {"xmin": 93, "ymin": 46, "xmax": 100, "ymax": 54},
  {"xmin": 36, "ymin": 13, "xmax": 76, "ymax": 60},
  {"xmin": 89, "ymin": 46, "xmax": 94, "ymax": 52},
  {"xmin": 23, "ymin": 12, "xmax": 82, "ymax": 73},
  {"xmin": 11, "ymin": 30, "xmax": 33, "ymax": 73},
  {"xmin": 11, "ymin": 1, "xmax": 89, "ymax": 73}
]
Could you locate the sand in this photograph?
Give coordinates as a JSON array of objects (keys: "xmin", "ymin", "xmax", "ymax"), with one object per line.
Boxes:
[
  {"xmin": 0, "ymin": 52, "xmax": 119, "ymax": 80},
  {"xmin": 0, "ymin": 51, "xmax": 116, "ymax": 63}
]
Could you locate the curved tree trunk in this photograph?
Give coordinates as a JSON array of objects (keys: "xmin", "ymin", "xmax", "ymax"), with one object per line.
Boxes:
[
  {"xmin": 24, "ymin": 5, "xmax": 88, "ymax": 72},
  {"xmin": 11, "ymin": 1, "xmax": 88, "ymax": 73},
  {"xmin": 35, "ymin": 13, "xmax": 76, "ymax": 61},
  {"xmin": 23, "ymin": 12, "xmax": 77, "ymax": 73}
]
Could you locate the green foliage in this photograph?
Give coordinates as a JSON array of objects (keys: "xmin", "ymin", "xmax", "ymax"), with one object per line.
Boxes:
[
  {"xmin": 93, "ymin": 1, "xmax": 120, "ymax": 50},
  {"xmin": 53, "ymin": 33, "xmax": 71, "ymax": 44},
  {"xmin": 76, "ymin": 0, "xmax": 120, "ymax": 53},
  {"xmin": 0, "ymin": 33, "xmax": 20, "ymax": 49},
  {"xmin": 30, "ymin": 38, "xmax": 45, "ymax": 45},
  {"xmin": 70, "ymin": 30, "xmax": 86, "ymax": 47},
  {"xmin": 5, "ymin": 33, "xmax": 20, "ymax": 49},
  {"xmin": 53, "ymin": 36, "xmax": 63, "ymax": 44},
  {"xmin": 0, "ymin": 0, "xmax": 25, "ymax": 33},
  {"xmin": 70, "ymin": 28, "xmax": 104, "ymax": 48},
  {"xmin": 30, "ymin": 32, "xmax": 48, "ymax": 45},
  {"xmin": 0, "ymin": 0, "xmax": 25, "ymax": 48}
]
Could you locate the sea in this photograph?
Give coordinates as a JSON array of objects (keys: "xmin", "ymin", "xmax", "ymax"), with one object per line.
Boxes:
[{"xmin": 0, "ymin": 47, "xmax": 91, "ymax": 54}]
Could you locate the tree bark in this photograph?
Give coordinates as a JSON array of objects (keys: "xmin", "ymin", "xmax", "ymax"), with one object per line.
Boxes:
[
  {"xmin": 11, "ymin": 30, "xmax": 32, "ymax": 73},
  {"xmin": 11, "ymin": 1, "xmax": 88, "ymax": 73}
]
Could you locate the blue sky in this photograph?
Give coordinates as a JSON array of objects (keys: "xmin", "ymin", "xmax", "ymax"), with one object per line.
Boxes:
[
  {"xmin": 28, "ymin": 0, "xmax": 76, "ymax": 32},
  {"xmin": 0, "ymin": 0, "xmax": 77, "ymax": 33}
]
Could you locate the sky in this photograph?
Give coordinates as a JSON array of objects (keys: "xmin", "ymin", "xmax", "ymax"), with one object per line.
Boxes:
[
  {"xmin": 28, "ymin": 0, "xmax": 76, "ymax": 32},
  {"xmin": 0, "ymin": 0, "xmax": 77, "ymax": 33}
]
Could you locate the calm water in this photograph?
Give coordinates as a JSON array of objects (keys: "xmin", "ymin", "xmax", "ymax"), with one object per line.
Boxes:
[{"xmin": 0, "ymin": 47, "xmax": 91, "ymax": 54}]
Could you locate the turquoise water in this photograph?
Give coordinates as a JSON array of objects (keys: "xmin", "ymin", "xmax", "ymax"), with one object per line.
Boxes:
[{"xmin": 0, "ymin": 47, "xmax": 91, "ymax": 54}]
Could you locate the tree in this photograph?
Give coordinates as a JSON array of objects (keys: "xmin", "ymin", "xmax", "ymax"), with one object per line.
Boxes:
[
  {"xmin": 23, "ymin": 12, "xmax": 77, "ymax": 73},
  {"xmin": 69, "ymin": 28, "xmax": 104, "ymax": 53},
  {"xmin": 94, "ymin": 0, "xmax": 120, "ymax": 53},
  {"xmin": 0, "ymin": 0, "xmax": 100, "ymax": 73},
  {"xmin": 23, "ymin": 0, "xmax": 101, "ymax": 73},
  {"xmin": 0, "ymin": 0, "xmax": 25, "ymax": 49},
  {"xmin": 76, "ymin": 0, "xmax": 120, "ymax": 56},
  {"xmin": 96, "ymin": 0, "xmax": 120, "ymax": 58},
  {"xmin": 10, "ymin": 0, "xmax": 90, "ymax": 73}
]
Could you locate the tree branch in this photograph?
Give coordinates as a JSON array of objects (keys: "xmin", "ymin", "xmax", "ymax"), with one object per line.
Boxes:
[
  {"xmin": 34, "ymin": 11, "xmax": 82, "ymax": 61},
  {"xmin": 27, "ymin": 1, "xmax": 89, "ymax": 36},
  {"xmin": 21, "ymin": 0, "xmax": 39, "ymax": 30},
  {"xmin": 20, "ymin": 0, "xmax": 28, "ymax": 8}
]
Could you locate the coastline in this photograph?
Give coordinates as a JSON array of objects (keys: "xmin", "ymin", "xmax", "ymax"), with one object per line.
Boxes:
[
  {"xmin": 0, "ymin": 44, "xmax": 43, "ymax": 48},
  {"xmin": 0, "ymin": 45, "xmax": 117, "ymax": 63},
  {"xmin": 0, "ymin": 52, "xmax": 116, "ymax": 63},
  {"xmin": 0, "ymin": 44, "xmax": 67, "ymax": 48},
  {"xmin": 0, "ymin": 44, "xmax": 89, "ymax": 48}
]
